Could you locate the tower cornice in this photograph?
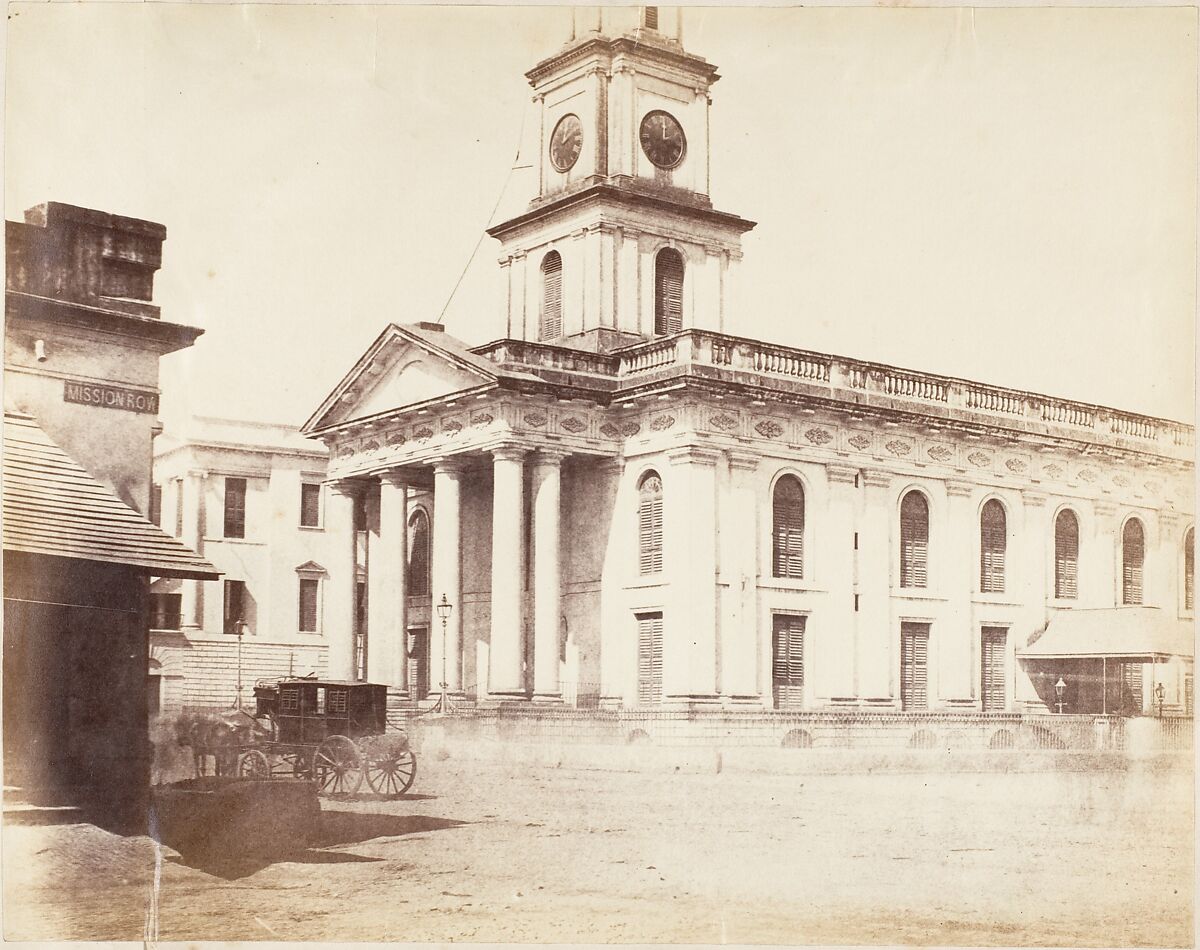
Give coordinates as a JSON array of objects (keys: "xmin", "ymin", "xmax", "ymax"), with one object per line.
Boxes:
[{"xmin": 525, "ymin": 34, "xmax": 719, "ymax": 89}]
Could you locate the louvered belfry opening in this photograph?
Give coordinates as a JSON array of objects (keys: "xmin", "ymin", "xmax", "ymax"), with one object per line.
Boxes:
[
  {"xmin": 1122, "ymin": 518, "xmax": 1145, "ymax": 605},
  {"xmin": 636, "ymin": 612, "xmax": 664, "ymax": 705},
  {"xmin": 653, "ymin": 248, "xmax": 684, "ymax": 336},
  {"xmin": 900, "ymin": 622, "xmax": 930, "ymax": 711},
  {"xmin": 407, "ymin": 508, "xmax": 430, "ymax": 596},
  {"xmin": 772, "ymin": 476, "xmax": 805, "ymax": 579},
  {"xmin": 540, "ymin": 250, "xmax": 563, "ymax": 341},
  {"xmin": 981, "ymin": 627, "xmax": 1007, "ymax": 712},
  {"xmin": 643, "ymin": 6, "xmax": 659, "ymax": 29},
  {"xmin": 1185, "ymin": 527, "xmax": 1195, "ymax": 612},
  {"xmin": 899, "ymin": 491, "xmax": 929, "ymax": 588},
  {"xmin": 772, "ymin": 614, "xmax": 806, "ymax": 710},
  {"xmin": 980, "ymin": 499, "xmax": 1006, "ymax": 593},
  {"xmin": 1054, "ymin": 509, "xmax": 1079, "ymax": 598},
  {"xmin": 638, "ymin": 471, "xmax": 664, "ymax": 575}
]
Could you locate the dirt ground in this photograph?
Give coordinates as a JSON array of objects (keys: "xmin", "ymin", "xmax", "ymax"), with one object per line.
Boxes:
[{"xmin": 2, "ymin": 753, "xmax": 1193, "ymax": 946}]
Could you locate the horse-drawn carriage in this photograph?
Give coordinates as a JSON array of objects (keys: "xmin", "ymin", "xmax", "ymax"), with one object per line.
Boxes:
[{"xmin": 235, "ymin": 678, "xmax": 417, "ymax": 798}]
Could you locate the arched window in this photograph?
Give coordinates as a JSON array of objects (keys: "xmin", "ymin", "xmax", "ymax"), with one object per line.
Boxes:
[
  {"xmin": 1122, "ymin": 518, "xmax": 1145, "ymax": 605},
  {"xmin": 540, "ymin": 251, "xmax": 563, "ymax": 340},
  {"xmin": 980, "ymin": 500, "xmax": 1007, "ymax": 593},
  {"xmin": 638, "ymin": 471, "xmax": 664, "ymax": 575},
  {"xmin": 1054, "ymin": 509, "xmax": 1079, "ymax": 599},
  {"xmin": 653, "ymin": 248, "xmax": 684, "ymax": 336},
  {"xmin": 1185, "ymin": 527, "xmax": 1195, "ymax": 612},
  {"xmin": 772, "ymin": 475, "xmax": 805, "ymax": 579},
  {"xmin": 407, "ymin": 509, "xmax": 430, "ymax": 596},
  {"xmin": 899, "ymin": 491, "xmax": 929, "ymax": 588}
]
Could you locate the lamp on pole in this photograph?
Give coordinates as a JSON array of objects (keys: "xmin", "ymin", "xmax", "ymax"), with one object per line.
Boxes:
[
  {"xmin": 235, "ymin": 619, "xmax": 248, "ymax": 710},
  {"xmin": 1154, "ymin": 681, "xmax": 1166, "ymax": 718},
  {"xmin": 1054, "ymin": 676, "xmax": 1067, "ymax": 715},
  {"xmin": 432, "ymin": 594, "xmax": 454, "ymax": 714}
]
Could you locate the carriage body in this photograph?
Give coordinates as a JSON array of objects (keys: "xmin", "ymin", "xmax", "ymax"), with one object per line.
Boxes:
[{"xmin": 241, "ymin": 678, "xmax": 413, "ymax": 798}]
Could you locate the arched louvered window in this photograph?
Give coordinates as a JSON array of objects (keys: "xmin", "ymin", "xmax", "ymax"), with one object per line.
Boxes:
[
  {"xmin": 1054, "ymin": 509, "xmax": 1079, "ymax": 599},
  {"xmin": 407, "ymin": 509, "xmax": 430, "ymax": 597},
  {"xmin": 638, "ymin": 471, "xmax": 664, "ymax": 575},
  {"xmin": 980, "ymin": 500, "xmax": 1007, "ymax": 593},
  {"xmin": 772, "ymin": 475, "xmax": 805, "ymax": 579},
  {"xmin": 540, "ymin": 251, "xmax": 563, "ymax": 340},
  {"xmin": 1185, "ymin": 527, "xmax": 1195, "ymax": 613},
  {"xmin": 1122, "ymin": 518, "xmax": 1145, "ymax": 605},
  {"xmin": 654, "ymin": 248, "xmax": 684, "ymax": 336},
  {"xmin": 899, "ymin": 491, "xmax": 929, "ymax": 588}
]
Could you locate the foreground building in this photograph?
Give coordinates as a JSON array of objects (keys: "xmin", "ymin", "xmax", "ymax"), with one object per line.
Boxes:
[
  {"xmin": 300, "ymin": 10, "xmax": 1194, "ymax": 725},
  {"xmin": 3, "ymin": 202, "xmax": 217, "ymax": 819}
]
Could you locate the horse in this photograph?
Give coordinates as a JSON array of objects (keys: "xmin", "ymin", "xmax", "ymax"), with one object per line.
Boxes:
[{"xmin": 174, "ymin": 710, "xmax": 266, "ymax": 777}]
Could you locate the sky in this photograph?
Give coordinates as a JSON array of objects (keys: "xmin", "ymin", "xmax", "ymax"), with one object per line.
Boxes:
[{"xmin": 5, "ymin": 4, "xmax": 1196, "ymax": 428}]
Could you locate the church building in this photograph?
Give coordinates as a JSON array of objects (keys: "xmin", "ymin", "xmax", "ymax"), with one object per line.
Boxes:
[{"xmin": 302, "ymin": 9, "xmax": 1194, "ymax": 724}]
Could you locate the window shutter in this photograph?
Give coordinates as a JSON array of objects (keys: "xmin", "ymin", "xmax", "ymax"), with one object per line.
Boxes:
[
  {"xmin": 900, "ymin": 493, "xmax": 929, "ymax": 589},
  {"xmin": 541, "ymin": 252, "xmax": 563, "ymax": 340},
  {"xmin": 900, "ymin": 624, "xmax": 928, "ymax": 711},
  {"xmin": 981, "ymin": 628, "xmax": 1006, "ymax": 712},
  {"xmin": 1122, "ymin": 520, "xmax": 1144, "ymax": 605},
  {"xmin": 407, "ymin": 510, "xmax": 430, "ymax": 596},
  {"xmin": 654, "ymin": 249, "xmax": 683, "ymax": 335},
  {"xmin": 643, "ymin": 6, "xmax": 659, "ymax": 29},
  {"xmin": 1186, "ymin": 529, "xmax": 1195, "ymax": 612},
  {"xmin": 224, "ymin": 477, "xmax": 247, "ymax": 539},
  {"xmin": 638, "ymin": 474, "xmax": 663, "ymax": 575},
  {"xmin": 1054, "ymin": 511, "xmax": 1079, "ymax": 599},
  {"xmin": 637, "ymin": 613, "xmax": 663, "ymax": 705},
  {"xmin": 980, "ymin": 501, "xmax": 1006, "ymax": 593},
  {"xmin": 772, "ymin": 614, "xmax": 805, "ymax": 709},
  {"xmin": 772, "ymin": 477, "xmax": 805, "ymax": 580}
]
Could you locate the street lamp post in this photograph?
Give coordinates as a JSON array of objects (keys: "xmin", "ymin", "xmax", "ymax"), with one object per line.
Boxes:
[
  {"xmin": 1054, "ymin": 676, "xmax": 1067, "ymax": 715},
  {"xmin": 432, "ymin": 594, "xmax": 454, "ymax": 714},
  {"xmin": 1155, "ymin": 681, "xmax": 1166, "ymax": 718},
  {"xmin": 235, "ymin": 619, "xmax": 248, "ymax": 710}
]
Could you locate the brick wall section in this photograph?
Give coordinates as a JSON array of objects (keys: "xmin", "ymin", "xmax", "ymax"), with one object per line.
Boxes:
[{"xmin": 181, "ymin": 641, "xmax": 328, "ymax": 710}]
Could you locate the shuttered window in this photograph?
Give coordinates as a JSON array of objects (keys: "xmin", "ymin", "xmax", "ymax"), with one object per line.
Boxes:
[
  {"xmin": 638, "ymin": 472, "xmax": 664, "ymax": 575},
  {"xmin": 654, "ymin": 248, "xmax": 684, "ymax": 336},
  {"xmin": 981, "ymin": 627, "xmax": 1006, "ymax": 712},
  {"xmin": 980, "ymin": 500, "xmax": 1007, "ymax": 593},
  {"xmin": 540, "ymin": 251, "xmax": 563, "ymax": 341},
  {"xmin": 298, "ymin": 578, "xmax": 319, "ymax": 633},
  {"xmin": 1185, "ymin": 528, "xmax": 1194, "ymax": 612},
  {"xmin": 643, "ymin": 6, "xmax": 659, "ymax": 29},
  {"xmin": 1122, "ymin": 518, "xmax": 1145, "ymax": 605},
  {"xmin": 772, "ymin": 476, "xmax": 805, "ymax": 579},
  {"xmin": 223, "ymin": 477, "xmax": 247, "ymax": 539},
  {"xmin": 300, "ymin": 483, "xmax": 321, "ymax": 528},
  {"xmin": 636, "ymin": 612, "xmax": 664, "ymax": 705},
  {"xmin": 408, "ymin": 628, "xmax": 429, "ymax": 700},
  {"xmin": 223, "ymin": 580, "xmax": 246, "ymax": 635},
  {"xmin": 1054, "ymin": 509, "xmax": 1079, "ymax": 599},
  {"xmin": 772, "ymin": 614, "xmax": 805, "ymax": 710},
  {"xmin": 149, "ymin": 484, "xmax": 162, "ymax": 526},
  {"xmin": 899, "ymin": 492, "xmax": 929, "ymax": 588},
  {"xmin": 900, "ymin": 623, "xmax": 929, "ymax": 711},
  {"xmin": 407, "ymin": 509, "xmax": 430, "ymax": 596}
]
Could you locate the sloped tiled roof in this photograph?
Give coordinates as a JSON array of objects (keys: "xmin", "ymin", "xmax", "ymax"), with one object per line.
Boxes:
[{"xmin": 3, "ymin": 413, "xmax": 219, "ymax": 579}]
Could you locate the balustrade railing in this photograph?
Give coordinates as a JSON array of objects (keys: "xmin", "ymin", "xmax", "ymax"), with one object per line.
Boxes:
[
  {"xmin": 882, "ymin": 371, "xmax": 948, "ymax": 402},
  {"xmin": 619, "ymin": 339, "xmax": 677, "ymax": 375},
  {"xmin": 967, "ymin": 386, "xmax": 1024, "ymax": 415},
  {"xmin": 1109, "ymin": 413, "xmax": 1157, "ymax": 440},
  {"xmin": 1041, "ymin": 401, "xmax": 1096, "ymax": 428}
]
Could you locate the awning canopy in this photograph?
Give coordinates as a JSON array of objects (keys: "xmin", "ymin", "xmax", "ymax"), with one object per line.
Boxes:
[
  {"xmin": 3, "ymin": 413, "xmax": 219, "ymax": 579},
  {"xmin": 1018, "ymin": 607, "xmax": 1195, "ymax": 661}
]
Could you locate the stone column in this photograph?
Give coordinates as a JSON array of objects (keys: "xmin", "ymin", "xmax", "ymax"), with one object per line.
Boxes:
[
  {"xmin": 1150, "ymin": 510, "xmax": 1178, "ymax": 610},
  {"xmin": 1091, "ymin": 500, "xmax": 1119, "ymax": 606},
  {"xmin": 370, "ymin": 473, "xmax": 409, "ymax": 691},
  {"xmin": 325, "ymin": 480, "xmax": 361, "ymax": 681},
  {"xmin": 489, "ymin": 446, "xmax": 527, "ymax": 699},
  {"xmin": 430, "ymin": 458, "xmax": 465, "ymax": 694},
  {"xmin": 1016, "ymin": 490, "xmax": 1049, "ymax": 709},
  {"xmin": 941, "ymin": 480, "xmax": 975, "ymax": 704},
  {"xmin": 824, "ymin": 465, "xmax": 859, "ymax": 701},
  {"xmin": 532, "ymin": 450, "xmax": 567, "ymax": 702},
  {"xmin": 179, "ymin": 470, "xmax": 207, "ymax": 630},
  {"xmin": 858, "ymin": 470, "xmax": 893, "ymax": 702},
  {"xmin": 719, "ymin": 452, "xmax": 760, "ymax": 701}
]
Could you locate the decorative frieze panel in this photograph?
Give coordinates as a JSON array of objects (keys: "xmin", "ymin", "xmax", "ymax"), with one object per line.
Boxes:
[{"xmin": 845, "ymin": 431, "xmax": 873, "ymax": 453}]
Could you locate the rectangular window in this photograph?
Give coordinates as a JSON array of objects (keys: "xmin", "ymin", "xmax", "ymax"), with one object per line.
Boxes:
[
  {"xmin": 150, "ymin": 592, "xmax": 182, "ymax": 631},
  {"xmin": 408, "ymin": 628, "xmax": 430, "ymax": 700},
  {"xmin": 298, "ymin": 578, "xmax": 319, "ymax": 633},
  {"xmin": 223, "ymin": 580, "xmax": 246, "ymax": 635},
  {"xmin": 636, "ymin": 612, "xmax": 664, "ymax": 705},
  {"xmin": 900, "ymin": 622, "xmax": 929, "ymax": 711},
  {"xmin": 353, "ymin": 493, "xmax": 368, "ymax": 533},
  {"xmin": 300, "ymin": 483, "xmax": 322, "ymax": 528},
  {"xmin": 174, "ymin": 478, "xmax": 184, "ymax": 537},
  {"xmin": 280, "ymin": 686, "xmax": 299, "ymax": 711},
  {"xmin": 149, "ymin": 484, "xmax": 162, "ymax": 526},
  {"xmin": 981, "ymin": 627, "xmax": 1006, "ymax": 712},
  {"xmin": 772, "ymin": 614, "xmax": 805, "ymax": 710},
  {"xmin": 327, "ymin": 688, "xmax": 348, "ymax": 714},
  {"xmin": 223, "ymin": 477, "xmax": 247, "ymax": 539}
]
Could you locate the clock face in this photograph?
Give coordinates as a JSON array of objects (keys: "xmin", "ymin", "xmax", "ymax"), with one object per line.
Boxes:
[
  {"xmin": 639, "ymin": 110, "xmax": 686, "ymax": 170},
  {"xmin": 549, "ymin": 114, "xmax": 583, "ymax": 173}
]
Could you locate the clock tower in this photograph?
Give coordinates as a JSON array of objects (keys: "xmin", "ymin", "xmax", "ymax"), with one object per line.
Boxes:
[{"xmin": 488, "ymin": 7, "xmax": 755, "ymax": 351}]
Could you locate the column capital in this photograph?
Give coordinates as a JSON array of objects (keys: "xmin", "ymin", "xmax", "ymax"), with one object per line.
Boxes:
[
  {"xmin": 534, "ymin": 448, "xmax": 571, "ymax": 467},
  {"xmin": 945, "ymin": 479, "xmax": 974, "ymax": 498},
  {"xmin": 1158, "ymin": 509, "xmax": 1181, "ymax": 530},
  {"xmin": 429, "ymin": 456, "xmax": 468, "ymax": 476},
  {"xmin": 327, "ymin": 478, "xmax": 367, "ymax": 498},
  {"xmin": 727, "ymin": 450, "xmax": 759, "ymax": 472},
  {"xmin": 1093, "ymin": 500, "xmax": 1119, "ymax": 519},
  {"xmin": 667, "ymin": 446, "xmax": 721, "ymax": 467},
  {"xmin": 186, "ymin": 469, "xmax": 210, "ymax": 480},
  {"xmin": 1021, "ymin": 489, "xmax": 1048, "ymax": 508},
  {"xmin": 862, "ymin": 469, "xmax": 892, "ymax": 490},
  {"xmin": 378, "ymin": 470, "xmax": 412, "ymax": 490},
  {"xmin": 826, "ymin": 464, "xmax": 858, "ymax": 486},
  {"xmin": 491, "ymin": 444, "xmax": 530, "ymax": 464}
]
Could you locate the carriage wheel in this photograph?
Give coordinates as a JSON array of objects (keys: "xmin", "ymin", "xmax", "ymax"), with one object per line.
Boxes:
[
  {"xmin": 365, "ymin": 749, "xmax": 417, "ymax": 798},
  {"xmin": 238, "ymin": 749, "xmax": 271, "ymax": 780},
  {"xmin": 314, "ymin": 736, "xmax": 363, "ymax": 797}
]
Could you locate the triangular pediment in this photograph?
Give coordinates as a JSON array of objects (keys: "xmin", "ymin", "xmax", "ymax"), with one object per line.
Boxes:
[{"xmin": 303, "ymin": 324, "xmax": 499, "ymax": 433}]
